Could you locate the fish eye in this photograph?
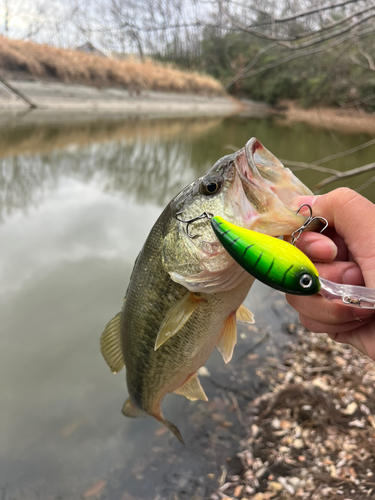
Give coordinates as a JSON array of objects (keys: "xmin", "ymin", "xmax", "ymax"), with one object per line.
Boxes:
[
  {"xmin": 201, "ymin": 176, "xmax": 223, "ymax": 196},
  {"xmin": 300, "ymin": 274, "xmax": 313, "ymax": 289},
  {"xmin": 206, "ymin": 182, "xmax": 219, "ymax": 193}
]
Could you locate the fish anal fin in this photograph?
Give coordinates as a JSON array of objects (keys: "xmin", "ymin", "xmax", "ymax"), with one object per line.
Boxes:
[
  {"xmin": 236, "ymin": 304, "xmax": 255, "ymax": 324},
  {"xmin": 100, "ymin": 311, "xmax": 124, "ymax": 374},
  {"xmin": 121, "ymin": 398, "xmax": 145, "ymax": 418},
  {"xmin": 217, "ymin": 313, "xmax": 237, "ymax": 364},
  {"xmin": 154, "ymin": 292, "xmax": 205, "ymax": 350},
  {"xmin": 174, "ymin": 373, "xmax": 208, "ymax": 401}
]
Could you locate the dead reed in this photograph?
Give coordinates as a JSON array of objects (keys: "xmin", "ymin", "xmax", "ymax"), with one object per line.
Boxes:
[{"xmin": 0, "ymin": 36, "xmax": 224, "ymax": 95}]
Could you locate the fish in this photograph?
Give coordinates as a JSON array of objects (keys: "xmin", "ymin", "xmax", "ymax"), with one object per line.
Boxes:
[
  {"xmin": 210, "ymin": 216, "xmax": 321, "ymax": 295},
  {"xmin": 100, "ymin": 137, "xmax": 315, "ymax": 442}
]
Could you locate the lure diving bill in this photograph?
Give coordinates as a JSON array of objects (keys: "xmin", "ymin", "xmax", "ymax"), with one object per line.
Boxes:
[{"xmin": 211, "ymin": 215, "xmax": 375, "ymax": 310}]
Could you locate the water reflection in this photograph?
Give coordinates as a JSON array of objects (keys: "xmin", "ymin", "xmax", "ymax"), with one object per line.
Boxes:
[
  {"xmin": 0, "ymin": 117, "xmax": 222, "ymax": 221},
  {"xmin": 1, "ymin": 115, "xmax": 375, "ymax": 224}
]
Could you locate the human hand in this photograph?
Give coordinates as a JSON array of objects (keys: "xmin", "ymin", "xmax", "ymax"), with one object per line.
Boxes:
[{"xmin": 285, "ymin": 188, "xmax": 375, "ymax": 360}]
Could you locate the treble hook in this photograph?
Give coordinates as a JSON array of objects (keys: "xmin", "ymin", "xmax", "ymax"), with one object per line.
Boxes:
[
  {"xmin": 291, "ymin": 204, "xmax": 328, "ymax": 245},
  {"xmin": 176, "ymin": 211, "xmax": 214, "ymax": 239}
]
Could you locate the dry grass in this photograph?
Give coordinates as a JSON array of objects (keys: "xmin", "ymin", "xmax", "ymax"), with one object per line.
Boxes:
[{"xmin": 0, "ymin": 36, "xmax": 224, "ymax": 95}]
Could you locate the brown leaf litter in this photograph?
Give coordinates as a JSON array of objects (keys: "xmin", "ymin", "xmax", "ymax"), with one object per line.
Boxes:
[{"xmin": 211, "ymin": 325, "xmax": 375, "ymax": 500}]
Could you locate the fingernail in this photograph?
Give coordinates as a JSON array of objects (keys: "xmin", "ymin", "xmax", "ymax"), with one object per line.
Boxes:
[
  {"xmin": 306, "ymin": 239, "xmax": 337, "ymax": 261},
  {"xmin": 291, "ymin": 196, "xmax": 319, "ymax": 212}
]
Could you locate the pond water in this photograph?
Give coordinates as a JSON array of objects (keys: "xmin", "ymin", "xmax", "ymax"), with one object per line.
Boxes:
[{"xmin": 1, "ymin": 112, "xmax": 374, "ymax": 500}]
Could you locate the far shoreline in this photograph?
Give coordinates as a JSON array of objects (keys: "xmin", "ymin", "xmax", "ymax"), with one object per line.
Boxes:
[
  {"xmin": 1, "ymin": 79, "xmax": 375, "ymax": 136},
  {"xmin": 0, "ymin": 79, "xmax": 244, "ymax": 119},
  {"xmin": 277, "ymin": 99, "xmax": 375, "ymax": 136}
]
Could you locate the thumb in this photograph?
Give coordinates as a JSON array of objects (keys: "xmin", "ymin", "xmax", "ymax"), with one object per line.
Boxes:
[{"xmin": 291, "ymin": 188, "xmax": 375, "ymax": 287}]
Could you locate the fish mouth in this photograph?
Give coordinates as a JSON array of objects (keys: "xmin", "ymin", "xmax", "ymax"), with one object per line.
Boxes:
[
  {"xmin": 232, "ymin": 138, "xmax": 316, "ymax": 236},
  {"xmin": 244, "ymin": 138, "xmax": 284, "ymax": 182}
]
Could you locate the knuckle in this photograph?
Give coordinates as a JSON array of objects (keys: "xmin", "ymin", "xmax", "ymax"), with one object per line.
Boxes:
[
  {"xmin": 329, "ymin": 187, "xmax": 359, "ymax": 209},
  {"xmin": 299, "ymin": 314, "xmax": 313, "ymax": 330}
]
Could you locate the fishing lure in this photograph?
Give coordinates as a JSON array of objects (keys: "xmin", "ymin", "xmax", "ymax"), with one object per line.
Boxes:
[
  {"xmin": 210, "ymin": 215, "xmax": 375, "ymax": 310},
  {"xmin": 211, "ymin": 216, "xmax": 321, "ymax": 296}
]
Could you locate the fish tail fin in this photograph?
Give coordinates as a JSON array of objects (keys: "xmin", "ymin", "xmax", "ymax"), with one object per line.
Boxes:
[
  {"xmin": 123, "ymin": 399, "xmax": 184, "ymax": 443},
  {"xmin": 161, "ymin": 418, "xmax": 185, "ymax": 444},
  {"xmin": 153, "ymin": 407, "xmax": 184, "ymax": 443}
]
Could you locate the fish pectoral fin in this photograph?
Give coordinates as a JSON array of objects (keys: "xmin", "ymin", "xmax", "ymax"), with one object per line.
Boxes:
[
  {"xmin": 174, "ymin": 373, "xmax": 208, "ymax": 402},
  {"xmin": 216, "ymin": 313, "xmax": 237, "ymax": 364},
  {"xmin": 121, "ymin": 398, "xmax": 145, "ymax": 418},
  {"xmin": 236, "ymin": 304, "xmax": 255, "ymax": 324},
  {"xmin": 100, "ymin": 311, "xmax": 124, "ymax": 374},
  {"xmin": 154, "ymin": 292, "xmax": 204, "ymax": 350}
]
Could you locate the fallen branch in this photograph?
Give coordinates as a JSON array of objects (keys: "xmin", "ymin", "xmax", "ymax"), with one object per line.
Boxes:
[
  {"xmin": 281, "ymin": 137, "xmax": 375, "ymax": 174},
  {"xmin": 314, "ymin": 162, "xmax": 375, "ymax": 190},
  {"xmin": 338, "ymin": 93, "xmax": 375, "ymax": 107},
  {"xmin": 313, "ymin": 138, "xmax": 375, "ymax": 165},
  {"xmin": 279, "ymin": 159, "xmax": 338, "ymax": 175},
  {"xmin": 357, "ymin": 174, "xmax": 375, "ymax": 192},
  {"xmin": 0, "ymin": 76, "xmax": 37, "ymax": 109}
]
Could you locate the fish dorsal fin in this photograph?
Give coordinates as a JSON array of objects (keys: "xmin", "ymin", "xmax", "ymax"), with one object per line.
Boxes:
[
  {"xmin": 121, "ymin": 398, "xmax": 145, "ymax": 418},
  {"xmin": 217, "ymin": 313, "xmax": 237, "ymax": 363},
  {"xmin": 174, "ymin": 373, "xmax": 208, "ymax": 401},
  {"xmin": 100, "ymin": 311, "xmax": 124, "ymax": 374},
  {"xmin": 236, "ymin": 304, "xmax": 255, "ymax": 324},
  {"xmin": 154, "ymin": 292, "xmax": 204, "ymax": 350}
]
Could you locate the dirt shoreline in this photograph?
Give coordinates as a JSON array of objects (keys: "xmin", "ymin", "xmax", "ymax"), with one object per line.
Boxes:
[
  {"xmin": 275, "ymin": 100, "xmax": 375, "ymax": 135},
  {"xmin": 2, "ymin": 80, "xmax": 374, "ymax": 134},
  {"xmin": 0, "ymin": 79, "xmax": 243, "ymax": 118}
]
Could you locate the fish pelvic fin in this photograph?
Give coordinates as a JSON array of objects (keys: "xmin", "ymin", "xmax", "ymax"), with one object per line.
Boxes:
[
  {"xmin": 121, "ymin": 398, "xmax": 145, "ymax": 418},
  {"xmin": 217, "ymin": 313, "xmax": 237, "ymax": 364},
  {"xmin": 236, "ymin": 304, "xmax": 255, "ymax": 324},
  {"xmin": 174, "ymin": 372, "xmax": 208, "ymax": 402},
  {"xmin": 154, "ymin": 292, "xmax": 205, "ymax": 351},
  {"xmin": 100, "ymin": 311, "xmax": 124, "ymax": 374}
]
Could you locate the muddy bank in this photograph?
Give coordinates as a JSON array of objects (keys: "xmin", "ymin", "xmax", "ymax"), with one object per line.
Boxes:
[
  {"xmin": 2, "ymin": 78, "xmax": 375, "ymax": 134},
  {"xmin": 0, "ymin": 79, "xmax": 242, "ymax": 117},
  {"xmin": 276, "ymin": 100, "xmax": 375, "ymax": 135}
]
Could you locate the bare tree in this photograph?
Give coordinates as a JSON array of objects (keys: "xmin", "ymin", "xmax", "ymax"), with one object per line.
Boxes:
[{"xmin": 221, "ymin": 0, "xmax": 375, "ymax": 88}]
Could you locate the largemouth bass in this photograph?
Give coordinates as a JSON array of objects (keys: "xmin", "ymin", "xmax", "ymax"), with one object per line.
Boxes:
[{"xmin": 100, "ymin": 138, "xmax": 314, "ymax": 442}]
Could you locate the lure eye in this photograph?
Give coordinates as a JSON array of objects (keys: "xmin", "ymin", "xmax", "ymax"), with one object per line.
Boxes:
[
  {"xmin": 201, "ymin": 176, "xmax": 223, "ymax": 196},
  {"xmin": 300, "ymin": 274, "xmax": 313, "ymax": 289}
]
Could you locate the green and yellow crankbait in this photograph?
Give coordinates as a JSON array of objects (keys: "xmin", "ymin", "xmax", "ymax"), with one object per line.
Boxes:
[
  {"xmin": 175, "ymin": 211, "xmax": 375, "ymax": 309},
  {"xmin": 211, "ymin": 215, "xmax": 321, "ymax": 296}
]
